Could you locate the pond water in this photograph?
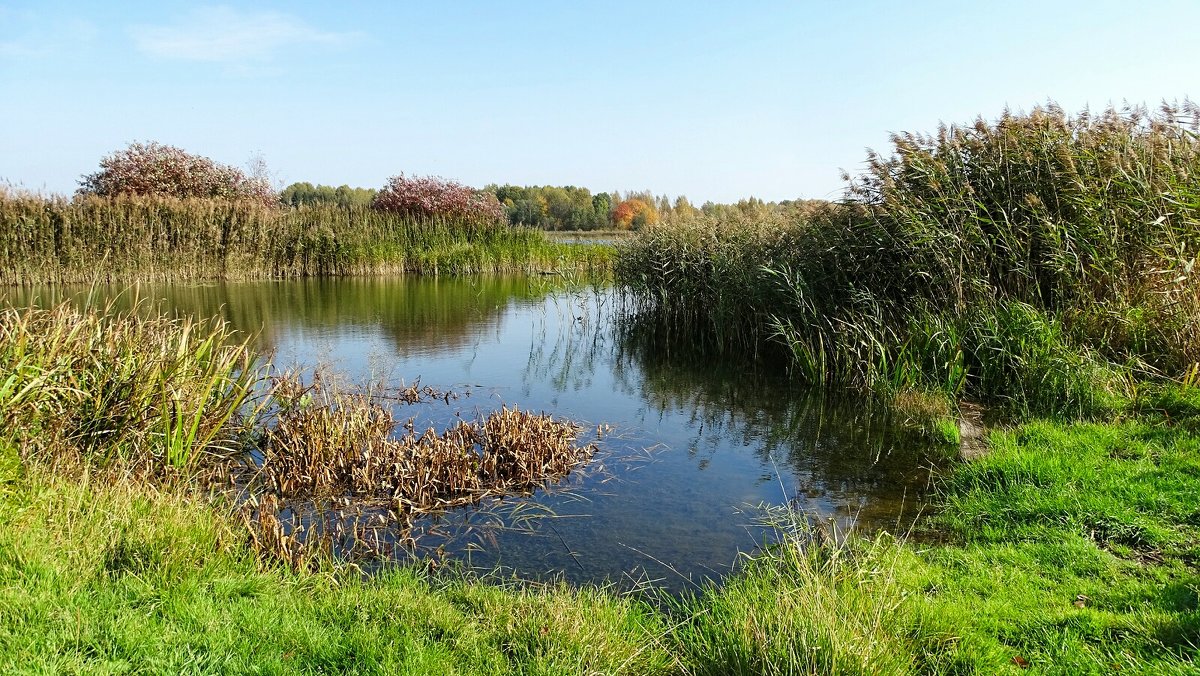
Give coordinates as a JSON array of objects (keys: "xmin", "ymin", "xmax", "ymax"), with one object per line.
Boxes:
[{"xmin": 3, "ymin": 277, "xmax": 937, "ymax": 592}]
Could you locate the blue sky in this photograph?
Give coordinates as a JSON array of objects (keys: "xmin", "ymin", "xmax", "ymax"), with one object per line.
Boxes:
[{"xmin": 2, "ymin": 1, "xmax": 1197, "ymax": 203}]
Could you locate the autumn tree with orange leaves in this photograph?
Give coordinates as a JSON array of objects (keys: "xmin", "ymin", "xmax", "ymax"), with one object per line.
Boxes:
[{"xmin": 611, "ymin": 198, "xmax": 659, "ymax": 230}]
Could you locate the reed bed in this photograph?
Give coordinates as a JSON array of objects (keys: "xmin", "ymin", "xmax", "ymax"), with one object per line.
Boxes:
[
  {"xmin": 0, "ymin": 192, "xmax": 611, "ymax": 284},
  {"xmin": 616, "ymin": 102, "xmax": 1200, "ymax": 414}
]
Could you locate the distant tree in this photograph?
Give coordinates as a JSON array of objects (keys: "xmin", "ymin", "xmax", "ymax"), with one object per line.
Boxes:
[
  {"xmin": 372, "ymin": 174, "xmax": 504, "ymax": 221},
  {"xmin": 490, "ymin": 184, "xmax": 612, "ymax": 230},
  {"xmin": 491, "ymin": 184, "xmax": 528, "ymax": 207},
  {"xmin": 612, "ymin": 198, "xmax": 658, "ymax": 230},
  {"xmin": 671, "ymin": 195, "xmax": 701, "ymax": 220},
  {"xmin": 592, "ymin": 192, "xmax": 612, "ymax": 223},
  {"xmin": 245, "ymin": 151, "xmax": 281, "ymax": 192},
  {"xmin": 657, "ymin": 194, "xmax": 672, "ymax": 217},
  {"xmin": 78, "ymin": 141, "xmax": 275, "ymax": 205},
  {"xmin": 591, "ymin": 193, "xmax": 614, "ymax": 229},
  {"xmin": 509, "ymin": 198, "xmax": 546, "ymax": 226},
  {"xmin": 280, "ymin": 182, "xmax": 375, "ymax": 208}
]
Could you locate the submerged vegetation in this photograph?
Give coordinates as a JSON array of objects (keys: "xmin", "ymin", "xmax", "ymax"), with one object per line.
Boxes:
[{"xmin": 248, "ymin": 378, "xmax": 597, "ymax": 568}]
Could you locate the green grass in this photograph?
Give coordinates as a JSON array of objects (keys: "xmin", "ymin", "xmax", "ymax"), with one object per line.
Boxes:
[
  {"xmin": 903, "ymin": 415, "xmax": 1200, "ymax": 673},
  {"xmin": 0, "ymin": 300, "xmax": 1198, "ymax": 672},
  {"xmin": 670, "ymin": 407, "xmax": 1200, "ymax": 675},
  {"xmin": 0, "ymin": 192, "xmax": 612, "ymax": 284},
  {"xmin": 0, "ymin": 454, "xmax": 677, "ymax": 675},
  {"xmin": 6, "ymin": 413, "xmax": 1198, "ymax": 674},
  {"xmin": 672, "ymin": 528, "xmax": 923, "ymax": 675},
  {"xmin": 0, "ymin": 302, "xmax": 260, "ymax": 476}
]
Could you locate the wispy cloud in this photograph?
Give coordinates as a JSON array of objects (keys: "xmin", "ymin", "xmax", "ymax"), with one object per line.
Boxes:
[
  {"xmin": 130, "ymin": 6, "xmax": 355, "ymax": 62},
  {"xmin": 1, "ymin": 9, "xmax": 96, "ymax": 59}
]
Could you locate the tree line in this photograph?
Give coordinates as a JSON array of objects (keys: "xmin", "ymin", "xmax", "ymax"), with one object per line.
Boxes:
[
  {"xmin": 62, "ymin": 140, "xmax": 830, "ymax": 230},
  {"xmin": 279, "ymin": 181, "xmax": 834, "ymax": 230}
]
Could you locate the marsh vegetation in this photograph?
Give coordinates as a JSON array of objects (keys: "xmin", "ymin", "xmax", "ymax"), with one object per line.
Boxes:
[
  {"xmin": 618, "ymin": 103, "xmax": 1200, "ymax": 416},
  {"xmin": 3, "ymin": 101, "xmax": 1200, "ymax": 673},
  {"xmin": 0, "ymin": 193, "xmax": 609, "ymax": 284}
]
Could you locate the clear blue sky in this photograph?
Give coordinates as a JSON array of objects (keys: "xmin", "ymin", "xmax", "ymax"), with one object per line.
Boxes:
[{"xmin": 2, "ymin": 1, "xmax": 1197, "ymax": 203}]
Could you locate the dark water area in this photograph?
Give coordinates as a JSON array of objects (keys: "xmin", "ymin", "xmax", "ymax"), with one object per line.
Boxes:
[{"xmin": 3, "ymin": 277, "xmax": 939, "ymax": 592}]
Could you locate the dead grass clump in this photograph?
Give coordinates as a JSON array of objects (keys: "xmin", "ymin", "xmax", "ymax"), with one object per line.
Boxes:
[
  {"xmin": 258, "ymin": 388, "xmax": 593, "ymax": 512},
  {"xmin": 246, "ymin": 380, "xmax": 596, "ymax": 566}
]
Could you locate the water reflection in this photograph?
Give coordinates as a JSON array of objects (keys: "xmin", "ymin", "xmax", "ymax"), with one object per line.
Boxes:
[{"xmin": 2, "ymin": 277, "xmax": 937, "ymax": 592}]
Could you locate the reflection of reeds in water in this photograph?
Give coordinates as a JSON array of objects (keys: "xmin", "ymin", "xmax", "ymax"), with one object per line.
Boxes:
[
  {"xmin": 1, "ymin": 276, "xmax": 558, "ymax": 360},
  {"xmin": 244, "ymin": 376, "xmax": 597, "ymax": 569}
]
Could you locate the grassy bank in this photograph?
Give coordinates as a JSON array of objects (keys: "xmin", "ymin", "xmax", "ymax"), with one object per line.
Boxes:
[
  {"xmin": 0, "ymin": 458, "xmax": 675, "ymax": 674},
  {"xmin": 0, "ymin": 192, "xmax": 611, "ymax": 284},
  {"xmin": 4, "ymin": 390, "xmax": 1198, "ymax": 673},
  {"xmin": 674, "ymin": 404, "xmax": 1200, "ymax": 674},
  {"xmin": 0, "ymin": 295, "xmax": 1197, "ymax": 672}
]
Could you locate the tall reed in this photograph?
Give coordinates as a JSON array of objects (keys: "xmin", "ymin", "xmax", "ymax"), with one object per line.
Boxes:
[
  {"xmin": 0, "ymin": 192, "xmax": 611, "ymax": 284},
  {"xmin": 616, "ymin": 102, "xmax": 1200, "ymax": 414}
]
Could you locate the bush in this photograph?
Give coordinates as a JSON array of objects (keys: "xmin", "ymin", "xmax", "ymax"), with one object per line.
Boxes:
[
  {"xmin": 77, "ymin": 142, "xmax": 276, "ymax": 205},
  {"xmin": 371, "ymin": 174, "xmax": 505, "ymax": 222}
]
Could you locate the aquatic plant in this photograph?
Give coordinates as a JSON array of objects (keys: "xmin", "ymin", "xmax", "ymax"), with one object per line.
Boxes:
[
  {"xmin": 0, "ymin": 301, "xmax": 601, "ymax": 569},
  {"xmin": 0, "ymin": 302, "xmax": 260, "ymax": 476},
  {"xmin": 616, "ymin": 102, "xmax": 1200, "ymax": 414},
  {"xmin": 0, "ymin": 192, "xmax": 611, "ymax": 284},
  {"xmin": 244, "ymin": 376, "xmax": 596, "ymax": 567}
]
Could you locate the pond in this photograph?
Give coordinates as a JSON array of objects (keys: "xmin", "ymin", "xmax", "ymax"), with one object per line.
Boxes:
[{"xmin": 3, "ymin": 277, "xmax": 938, "ymax": 593}]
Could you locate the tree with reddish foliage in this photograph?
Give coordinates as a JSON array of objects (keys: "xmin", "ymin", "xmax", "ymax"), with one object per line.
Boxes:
[
  {"xmin": 77, "ymin": 141, "xmax": 276, "ymax": 205},
  {"xmin": 371, "ymin": 174, "xmax": 505, "ymax": 222},
  {"xmin": 612, "ymin": 198, "xmax": 658, "ymax": 230}
]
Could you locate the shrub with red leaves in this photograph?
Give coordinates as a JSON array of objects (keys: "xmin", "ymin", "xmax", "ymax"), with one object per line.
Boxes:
[
  {"xmin": 371, "ymin": 174, "xmax": 505, "ymax": 222},
  {"xmin": 77, "ymin": 142, "xmax": 276, "ymax": 205}
]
